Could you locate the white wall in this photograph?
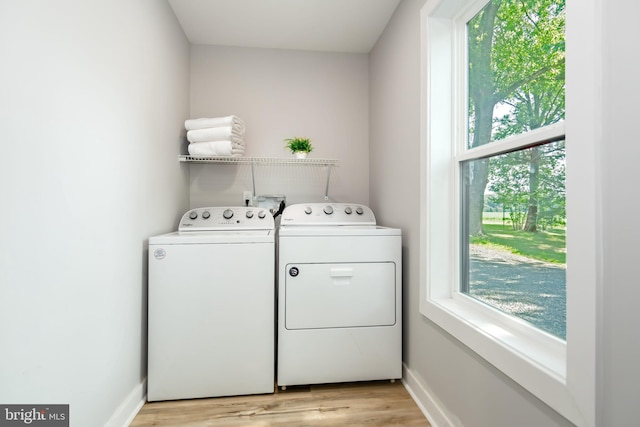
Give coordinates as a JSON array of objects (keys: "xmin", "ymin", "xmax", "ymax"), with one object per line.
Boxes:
[
  {"xmin": 0, "ymin": 1, "xmax": 190, "ymax": 426},
  {"xmin": 369, "ymin": 0, "xmax": 591, "ymax": 426},
  {"xmin": 3, "ymin": 1, "xmax": 637, "ymax": 426},
  {"xmin": 188, "ymin": 45, "xmax": 369, "ymax": 207}
]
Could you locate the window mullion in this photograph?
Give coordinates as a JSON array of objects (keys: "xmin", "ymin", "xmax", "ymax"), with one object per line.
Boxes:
[
  {"xmin": 457, "ymin": 121, "xmax": 566, "ymax": 162},
  {"xmin": 450, "ymin": 10, "xmax": 469, "ymax": 299}
]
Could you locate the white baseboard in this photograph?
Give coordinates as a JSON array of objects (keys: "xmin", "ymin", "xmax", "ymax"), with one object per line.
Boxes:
[
  {"xmin": 402, "ymin": 364, "xmax": 458, "ymax": 427},
  {"xmin": 106, "ymin": 378, "xmax": 147, "ymax": 427}
]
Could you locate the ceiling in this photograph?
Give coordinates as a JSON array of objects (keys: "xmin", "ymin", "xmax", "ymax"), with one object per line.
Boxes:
[{"xmin": 167, "ymin": 0, "xmax": 401, "ymax": 53}]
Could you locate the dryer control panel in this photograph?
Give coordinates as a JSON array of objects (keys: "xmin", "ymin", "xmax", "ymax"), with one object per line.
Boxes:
[
  {"xmin": 280, "ymin": 203, "xmax": 376, "ymax": 226},
  {"xmin": 178, "ymin": 207, "xmax": 274, "ymax": 232}
]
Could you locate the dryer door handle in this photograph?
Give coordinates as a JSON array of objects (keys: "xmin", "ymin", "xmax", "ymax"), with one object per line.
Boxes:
[{"xmin": 329, "ymin": 268, "xmax": 354, "ymax": 278}]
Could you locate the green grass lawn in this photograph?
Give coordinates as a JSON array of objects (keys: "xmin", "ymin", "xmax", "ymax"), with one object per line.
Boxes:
[{"xmin": 471, "ymin": 223, "xmax": 566, "ymax": 264}]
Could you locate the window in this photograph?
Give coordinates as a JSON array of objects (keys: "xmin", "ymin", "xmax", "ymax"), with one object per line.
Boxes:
[
  {"xmin": 461, "ymin": 0, "xmax": 567, "ymax": 339},
  {"xmin": 420, "ymin": 0, "xmax": 597, "ymax": 425},
  {"xmin": 461, "ymin": 141, "xmax": 567, "ymax": 337}
]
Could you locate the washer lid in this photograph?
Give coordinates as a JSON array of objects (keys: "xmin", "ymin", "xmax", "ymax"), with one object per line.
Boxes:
[
  {"xmin": 178, "ymin": 207, "xmax": 275, "ymax": 232},
  {"xmin": 280, "ymin": 203, "xmax": 376, "ymax": 226},
  {"xmin": 149, "ymin": 229, "xmax": 275, "ymax": 244}
]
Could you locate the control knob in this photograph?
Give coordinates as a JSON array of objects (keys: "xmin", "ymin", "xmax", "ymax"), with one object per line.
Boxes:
[
  {"xmin": 246, "ymin": 210, "xmax": 254, "ymax": 218},
  {"xmin": 323, "ymin": 205, "xmax": 334, "ymax": 215},
  {"xmin": 304, "ymin": 206, "xmax": 312, "ymax": 215},
  {"xmin": 356, "ymin": 207, "xmax": 364, "ymax": 215},
  {"xmin": 223, "ymin": 209, "xmax": 234, "ymax": 219},
  {"xmin": 258, "ymin": 210, "xmax": 266, "ymax": 219},
  {"xmin": 189, "ymin": 211, "xmax": 198, "ymax": 220},
  {"xmin": 344, "ymin": 207, "xmax": 353, "ymax": 214},
  {"xmin": 202, "ymin": 210, "xmax": 211, "ymax": 219}
]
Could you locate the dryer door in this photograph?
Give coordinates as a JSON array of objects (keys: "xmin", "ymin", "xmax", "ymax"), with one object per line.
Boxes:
[{"xmin": 284, "ymin": 262, "xmax": 396, "ymax": 330}]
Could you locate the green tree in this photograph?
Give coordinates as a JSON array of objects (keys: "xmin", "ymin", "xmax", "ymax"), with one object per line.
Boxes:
[
  {"xmin": 487, "ymin": 141, "xmax": 565, "ymax": 230},
  {"xmin": 467, "ymin": 0, "xmax": 565, "ymax": 234}
]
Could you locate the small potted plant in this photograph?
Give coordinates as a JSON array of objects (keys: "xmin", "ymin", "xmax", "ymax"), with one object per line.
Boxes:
[{"xmin": 284, "ymin": 137, "xmax": 313, "ymax": 159}]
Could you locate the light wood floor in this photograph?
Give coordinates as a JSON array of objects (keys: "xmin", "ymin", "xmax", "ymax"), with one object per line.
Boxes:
[{"xmin": 130, "ymin": 381, "xmax": 431, "ymax": 427}]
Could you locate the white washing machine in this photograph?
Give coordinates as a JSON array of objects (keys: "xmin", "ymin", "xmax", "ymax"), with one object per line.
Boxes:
[
  {"xmin": 277, "ymin": 203, "xmax": 402, "ymax": 388},
  {"xmin": 147, "ymin": 206, "xmax": 275, "ymax": 401}
]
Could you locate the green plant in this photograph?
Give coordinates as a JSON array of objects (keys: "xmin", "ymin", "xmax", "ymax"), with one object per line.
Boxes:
[{"xmin": 284, "ymin": 137, "xmax": 313, "ymax": 153}]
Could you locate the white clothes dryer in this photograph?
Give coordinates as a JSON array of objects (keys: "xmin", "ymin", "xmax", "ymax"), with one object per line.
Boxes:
[
  {"xmin": 277, "ymin": 203, "xmax": 402, "ymax": 388},
  {"xmin": 148, "ymin": 207, "xmax": 275, "ymax": 402}
]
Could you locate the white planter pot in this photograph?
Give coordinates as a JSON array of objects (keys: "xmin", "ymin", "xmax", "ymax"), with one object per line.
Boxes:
[{"xmin": 294, "ymin": 152, "xmax": 308, "ymax": 159}]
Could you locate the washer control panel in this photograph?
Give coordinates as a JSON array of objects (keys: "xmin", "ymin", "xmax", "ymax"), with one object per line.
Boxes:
[
  {"xmin": 178, "ymin": 207, "xmax": 274, "ymax": 232},
  {"xmin": 280, "ymin": 203, "xmax": 376, "ymax": 226}
]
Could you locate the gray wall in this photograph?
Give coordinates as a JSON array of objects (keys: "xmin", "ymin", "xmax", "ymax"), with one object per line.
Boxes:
[
  {"xmin": 0, "ymin": 1, "xmax": 190, "ymax": 426},
  {"xmin": 369, "ymin": 0, "xmax": 639, "ymax": 425},
  {"xmin": 187, "ymin": 45, "xmax": 369, "ymax": 207},
  {"xmin": 601, "ymin": 0, "xmax": 640, "ymax": 425}
]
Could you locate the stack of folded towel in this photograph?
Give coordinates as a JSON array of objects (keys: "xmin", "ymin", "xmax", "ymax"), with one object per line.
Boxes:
[{"xmin": 184, "ymin": 116, "xmax": 245, "ymax": 157}]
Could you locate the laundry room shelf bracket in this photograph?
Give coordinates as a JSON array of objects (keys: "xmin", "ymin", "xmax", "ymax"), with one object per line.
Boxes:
[
  {"xmin": 324, "ymin": 163, "xmax": 333, "ymax": 201},
  {"xmin": 179, "ymin": 155, "xmax": 339, "ymax": 200}
]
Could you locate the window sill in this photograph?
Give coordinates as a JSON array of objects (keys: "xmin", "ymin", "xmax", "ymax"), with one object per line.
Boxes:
[{"xmin": 420, "ymin": 294, "xmax": 588, "ymax": 424}]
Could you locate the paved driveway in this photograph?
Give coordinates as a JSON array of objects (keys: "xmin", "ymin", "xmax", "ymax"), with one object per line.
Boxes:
[{"xmin": 468, "ymin": 245, "xmax": 566, "ymax": 339}]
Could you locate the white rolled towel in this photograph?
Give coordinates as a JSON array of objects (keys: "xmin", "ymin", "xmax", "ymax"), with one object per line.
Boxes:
[
  {"xmin": 187, "ymin": 126, "xmax": 244, "ymax": 143},
  {"xmin": 188, "ymin": 141, "xmax": 245, "ymax": 157},
  {"xmin": 189, "ymin": 135, "xmax": 245, "ymax": 148},
  {"xmin": 191, "ymin": 136, "xmax": 245, "ymax": 149},
  {"xmin": 185, "ymin": 116, "xmax": 245, "ymax": 131}
]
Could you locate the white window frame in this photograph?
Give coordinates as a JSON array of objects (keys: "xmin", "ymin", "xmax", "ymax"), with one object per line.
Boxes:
[{"xmin": 419, "ymin": 0, "xmax": 599, "ymax": 426}]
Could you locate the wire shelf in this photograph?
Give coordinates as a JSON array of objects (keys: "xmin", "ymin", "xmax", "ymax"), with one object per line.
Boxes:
[
  {"xmin": 179, "ymin": 155, "xmax": 338, "ymax": 166},
  {"xmin": 179, "ymin": 155, "xmax": 338, "ymax": 200}
]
